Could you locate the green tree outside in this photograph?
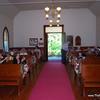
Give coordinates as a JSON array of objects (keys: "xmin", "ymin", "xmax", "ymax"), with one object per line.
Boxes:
[{"xmin": 48, "ymin": 33, "xmax": 62, "ymax": 56}]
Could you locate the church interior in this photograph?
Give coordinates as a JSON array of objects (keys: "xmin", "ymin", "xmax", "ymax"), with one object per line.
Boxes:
[{"xmin": 0, "ymin": 0, "xmax": 100, "ymax": 100}]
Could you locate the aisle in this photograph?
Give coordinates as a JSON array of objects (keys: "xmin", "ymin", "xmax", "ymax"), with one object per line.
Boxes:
[{"xmin": 29, "ymin": 61, "xmax": 75, "ymax": 100}]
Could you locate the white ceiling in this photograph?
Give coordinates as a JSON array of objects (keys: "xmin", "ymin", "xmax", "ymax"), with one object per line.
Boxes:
[{"xmin": 0, "ymin": 0, "xmax": 100, "ymax": 19}]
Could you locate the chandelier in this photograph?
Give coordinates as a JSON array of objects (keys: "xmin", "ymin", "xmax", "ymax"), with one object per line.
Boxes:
[{"xmin": 44, "ymin": 0, "xmax": 61, "ymax": 26}]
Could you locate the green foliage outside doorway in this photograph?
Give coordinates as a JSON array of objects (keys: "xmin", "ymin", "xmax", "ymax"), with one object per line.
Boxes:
[{"xmin": 48, "ymin": 33, "xmax": 62, "ymax": 56}]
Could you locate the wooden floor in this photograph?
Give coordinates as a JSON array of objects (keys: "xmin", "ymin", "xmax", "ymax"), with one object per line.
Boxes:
[
  {"xmin": 0, "ymin": 63, "xmax": 89, "ymax": 100},
  {"xmin": 0, "ymin": 77, "xmax": 35, "ymax": 100}
]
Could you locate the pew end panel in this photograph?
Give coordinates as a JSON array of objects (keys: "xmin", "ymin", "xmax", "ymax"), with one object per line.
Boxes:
[
  {"xmin": 81, "ymin": 65, "xmax": 100, "ymax": 98},
  {"xmin": 0, "ymin": 64, "xmax": 23, "ymax": 96}
]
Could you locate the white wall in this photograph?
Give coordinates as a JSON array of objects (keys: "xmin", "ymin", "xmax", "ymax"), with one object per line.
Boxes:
[
  {"xmin": 96, "ymin": 16, "xmax": 100, "ymax": 46},
  {"xmin": 0, "ymin": 14, "xmax": 13, "ymax": 49},
  {"xmin": 14, "ymin": 8, "xmax": 96, "ymax": 47},
  {"xmin": 14, "ymin": 10, "xmax": 46, "ymax": 47},
  {"xmin": 62, "ymin": 9, "xmax": 96, "ymax": 46}
]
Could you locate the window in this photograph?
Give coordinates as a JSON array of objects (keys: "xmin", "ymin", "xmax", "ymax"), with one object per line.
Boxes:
[{"xmin": 3, "ymin": 27, "xmax": 9, "ymax": 52}]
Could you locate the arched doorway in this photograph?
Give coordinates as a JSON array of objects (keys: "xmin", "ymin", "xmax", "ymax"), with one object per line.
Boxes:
[{"xmin": 75, "ymin": 35, "xmax": 81, "ymax": 46}]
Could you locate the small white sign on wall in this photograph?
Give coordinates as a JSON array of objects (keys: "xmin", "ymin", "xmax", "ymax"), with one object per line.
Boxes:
[{"xmin": 38, "ymin": 38, "xmax": 44, "ymax": 47}]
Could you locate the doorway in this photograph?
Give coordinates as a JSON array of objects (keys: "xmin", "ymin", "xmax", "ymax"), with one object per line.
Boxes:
[
  {"xmin": 48, "ymin": 32, "xmax": 62, "ymax": 60},
  {"xmin": 44, "ymin": 25, "xmax": 64, "ymax": 61}
]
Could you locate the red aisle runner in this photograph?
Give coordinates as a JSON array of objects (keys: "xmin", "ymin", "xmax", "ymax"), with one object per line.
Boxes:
[{"xmin": 29, "ymin": 61, "xmax": 75, "ymax": 100}]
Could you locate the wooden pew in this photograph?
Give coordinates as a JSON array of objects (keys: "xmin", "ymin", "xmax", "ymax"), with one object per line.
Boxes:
[
  {"xmin": 75, "ymin": 56, "xmax": 100, "ymax": 76},
  {"xmin": 82, "ymin": 56, "xmax": 100, "ymax": 65},
  {"xmin": 0, "ymin": 64, "xmax": 23, "ymax": 95},
  {"xmin": 72, "ymin": 56, "xmax": 100, "ymax": 96},
  {"xmin": 81, "ymin": 64, "xmax": 100, "ymax": 98}
]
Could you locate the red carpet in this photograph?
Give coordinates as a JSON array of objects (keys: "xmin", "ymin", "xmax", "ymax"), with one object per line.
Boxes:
[{"xmin": 29, "ymin": 61, "xmax": 75, "ymax": 100}]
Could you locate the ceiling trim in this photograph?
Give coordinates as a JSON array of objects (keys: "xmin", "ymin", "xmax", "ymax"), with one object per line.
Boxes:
[{"xmin": 0, "ymin": 0, "xmax": 96, "ymax": 6}]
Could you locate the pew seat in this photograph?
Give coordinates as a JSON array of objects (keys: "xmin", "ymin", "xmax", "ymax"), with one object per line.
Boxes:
[{"xmin": 0, "ymin": 64, "xmax": 23, "ymax": 95}]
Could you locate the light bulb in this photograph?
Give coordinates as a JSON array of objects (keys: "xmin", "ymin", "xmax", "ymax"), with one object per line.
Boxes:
[
  {"xmin": 56, "ymin": 19, "xmax": 60, "ymax": 23},
  {"xmin": 57, "ymin": 24, "xmax": 59, "ymax": 27},
  {"xmin": 49, "ymin": 20, "xmax": 53, "ymax": 23},
  {"xmin": 56, "ymin": 7, "xmax": 61, "ymax": 12},
  {"xmin": 49, "ymin": 24, "xmax": 52, "ymax": 27},
  {"xmin": 45, "ymin": 7, "xmax": 50, "ymax": 12},
  {"xmin": 45, "ymin": 14, "xmax": 49, "ymax": 19},
  {"xmin": 57, "ymin": 14, "xmax": 61, "ymax": 18}
]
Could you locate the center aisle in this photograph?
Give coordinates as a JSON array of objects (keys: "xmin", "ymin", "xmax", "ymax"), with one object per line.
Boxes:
[{"xmin": 29, "ymin": 61, "xmax": 75, "ymax": 100}]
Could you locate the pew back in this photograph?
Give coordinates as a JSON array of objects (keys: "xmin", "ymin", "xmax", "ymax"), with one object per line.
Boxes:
[
  {"xmin": 0, "ymin": 64, "xmax": 21, "ymax": 78},
  {"xmin": 82, "ymin": 56, "xmax": 100, "ymax": 64},
  {"xmin": 81, "ymin": 64, "xmax": 100, "ymax": 82}
]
